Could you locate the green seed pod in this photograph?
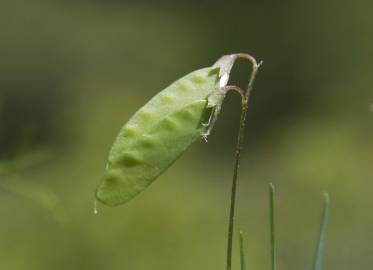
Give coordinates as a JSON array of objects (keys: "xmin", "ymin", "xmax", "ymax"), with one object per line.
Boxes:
[{"xmin": 96, "ymin": 55, "xmax": 236, "ymax": 206}]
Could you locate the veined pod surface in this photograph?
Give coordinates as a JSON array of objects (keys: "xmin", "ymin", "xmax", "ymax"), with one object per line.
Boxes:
[{"xmin": 96, "ymin": 56, "xmax": 236, "ymax": 206}]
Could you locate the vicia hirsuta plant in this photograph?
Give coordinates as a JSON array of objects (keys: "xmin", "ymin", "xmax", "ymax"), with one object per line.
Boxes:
[
  {"xmin": 95, "ymin": 52, "xmax": 260, "ymax": 270},
  {"xmin": 95, "ymin": 53, "xmax": 260, "ymax": 207},
  {"xmin": 95, "ymin": 53, "xmax": 330, "ymax": 270}
]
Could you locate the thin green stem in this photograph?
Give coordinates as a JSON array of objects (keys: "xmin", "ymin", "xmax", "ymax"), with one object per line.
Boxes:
[
  {"xmin": 269, "ymin": 183, "xmax": 276, "ymax": 270},
  {"xmin": 313, "ymin": 192, "xmax": 330, "ymax": 270},
  {"xmin": 239, "ymin": 230, "xmax": 247, "ymax": 270},
  {"xmin": 226, "ymin": 54, "xmax": 260, "ymax": 270},
  {"xmin": 226, "ymin": 103, "xmax": 247, "ymax": 270}
]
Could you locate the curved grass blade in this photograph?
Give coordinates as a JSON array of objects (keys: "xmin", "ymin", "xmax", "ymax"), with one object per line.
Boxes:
[{"xmin": 313, "ymin": 192, "xmax": 330, "ymax": 270}]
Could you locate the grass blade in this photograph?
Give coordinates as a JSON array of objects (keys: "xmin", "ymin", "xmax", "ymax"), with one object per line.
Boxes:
[
  {"xmin": 239, "ymin": 230, "xmax": 247, "ymax": 270},
  {"xmin": 313, "ymin": 192, "xmax": 330, "ymax": 270},
  {"xmin": 269, "ymin": 183, "xmax": 276, "ymax": 270}
]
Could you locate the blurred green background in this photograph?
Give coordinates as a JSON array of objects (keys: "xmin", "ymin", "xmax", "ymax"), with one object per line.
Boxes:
[{"xmin": 1, "ymin": 0, "xmax": 372, "ymax": 269}]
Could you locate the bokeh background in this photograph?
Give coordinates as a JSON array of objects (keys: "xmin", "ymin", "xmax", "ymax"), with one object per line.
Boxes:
[{"xmin": 1, "ymin": 0, "xmax": 372, "ymax": 269}]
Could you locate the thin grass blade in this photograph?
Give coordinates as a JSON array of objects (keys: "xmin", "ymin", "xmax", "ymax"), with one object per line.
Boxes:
[
  {"xmin": 239, "ymin": 230, "xmax": 247, "ymax": 270},
  {"xmin": 313, "ymin": 192, "xmax": 330, "ymax": 270},
  {"xmin": 269, "ymin": 183, "xmax": 276, "ymax": 270}
]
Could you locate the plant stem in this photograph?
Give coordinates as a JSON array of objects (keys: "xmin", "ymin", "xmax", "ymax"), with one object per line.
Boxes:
[
  {"xmin": 313, "ymin": 192, "xmax": 330, "ymax": 270},
  {"xmin": 269, "ymin": 183, "xmax": 276, "ymax": 270},
  {"xmin": 226, "ymin": 54, "xmax": 261, "ymax": 270},
  {"xmin": 239, "ymin": 230, "xmax": 247, "ymax": 270}
]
